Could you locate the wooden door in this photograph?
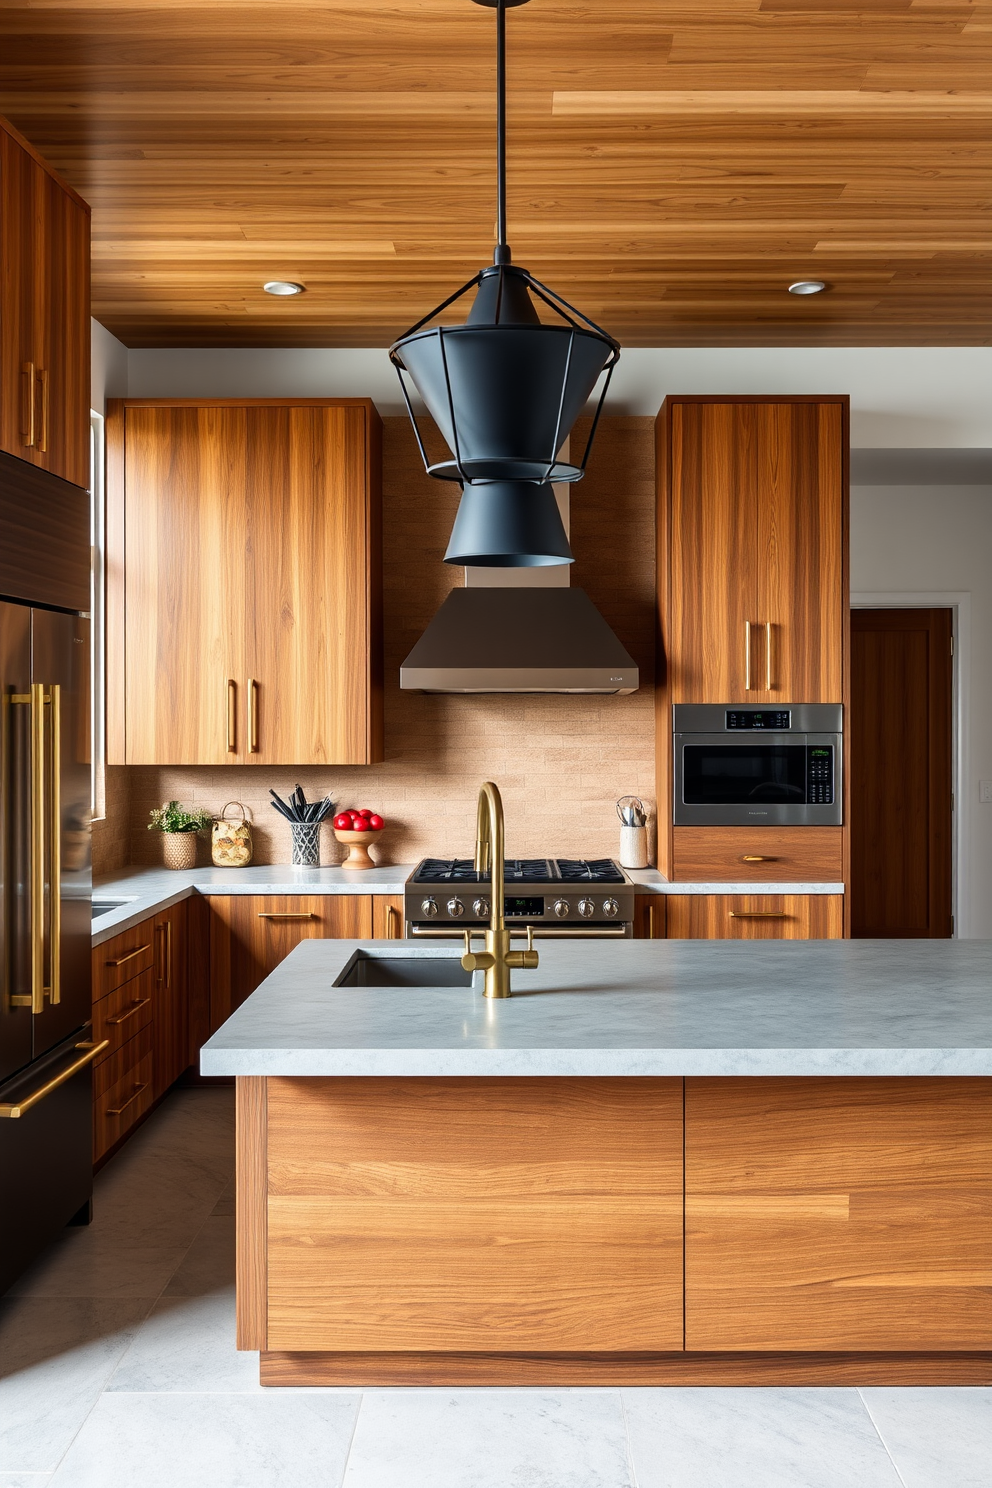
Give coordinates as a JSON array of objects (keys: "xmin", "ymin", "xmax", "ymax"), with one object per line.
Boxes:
[
  {"xmin": 209, "ymin": 894, "xmax": 372, "ymax": 1032},
  {"xmin": 244, "ymin": 404, "xmax": 377, "ymax": 764},
  {"xmin": 753, "ymin": 402, "xmax": 844, "ymax": 703},
  {"xmin": 667, "ymin": 894, "xmax": 844, "ymax": 939},
  {"xmin": 685, "ymin": 1077, "xmax": 992, "ymax": 1350},
  {"xmin": 633, "ymin": 895, "xmax": 665, "ymax": 938},
  {"xmin": 850, "ymin": 609, "xmax": 953, "ymax": 937},
  {"xmin": 37, "ymin": 172, "xmax": 90, "ymax": 490},
  {"xmin": 122, "ymin": 405, "xmax": 248, "ymax": 764},
  {"xmin": 152, "ymin": 901, "xmax": 189, "ymax": 1097},
  {"xmin": 372, "ymin": 895, "xmax": 406, "ymax": 940},
  {"xmin": 669, "ymin": 402, "xmax": 757, "ymax": 702},
  {"xmin": 0, "ymin": 131, "xmax": 47, "ymax": 473}
]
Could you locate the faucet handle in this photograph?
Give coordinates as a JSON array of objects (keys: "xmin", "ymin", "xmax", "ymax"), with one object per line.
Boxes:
[{"xmin": 526, "ymin": 925, "xmax": 535, "ymax": 953}]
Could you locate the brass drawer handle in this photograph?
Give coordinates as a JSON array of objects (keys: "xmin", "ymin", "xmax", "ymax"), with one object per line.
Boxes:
[
  {"xmin": 105, "ymin": 944, "xmax": 150, "ymax": 968},
  {"xmin": 106, "ymin": 1081, "xmax": 149, "ymax": 1119},
  {"xmin": 248, "ymin": 677, "xmax": 259, "ymax": 753},
  {"xmin": 106, "ymin": 997, "xmax": 151, "ymax": 1026},
  {"xmin": 227, "ymin": 678, "xmax": 237, "ymax": 753},
  {"xmin": 21, "ymin": 361, "xmax": 36, "ymax": 446},
  {"xmin": 741, "ymin": 855, "xmax": 773, "ymax": 863},
  {"xmin": 729, "ymin": 911, "xmax": 788, "ymax": 919},
  {"xmin": 0, "ymin": 1040, "xmax": 109, "ymax": 1119},
  {"xmin": 386, "ymin": 904, "xmax": 401, "ymax": 939},
  {"xmin": 257, "ymin": 912, "xmax": 315, "ymax": 920}
]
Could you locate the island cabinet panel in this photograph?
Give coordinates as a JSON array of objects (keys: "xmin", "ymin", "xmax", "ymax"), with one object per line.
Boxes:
[
  {"xmin": 672, "ymin": 827, "xmax": 844, "ymax": 884},
  {"xmin": 667, "ymin": 894, "xmax": 844, "ymax": 939},
  {"xmin": 684, "ymin": 1078, "xmax": 992, "ymax": 1352},
  {"xmin": 209, "ymin": 895, "xmax": 372, "ymax": 1033},
  {"xmin": 108, "ymin": 398, "xmax": 383, "ymax": 766},
  {"xmin": 262, "ymin": 1077, "xmax": 684, "ymax": 1353},
  {"xmin": 151, "ymin": 900, "xmax": 189, "ymax": 1098}
]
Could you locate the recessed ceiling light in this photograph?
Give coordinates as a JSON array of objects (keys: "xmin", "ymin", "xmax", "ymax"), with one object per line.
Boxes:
[
  {"xmin": 263, "ymin": 280, "xmax": 305, "ymax": 296},
  {"xmin": 788, "ymin": 280, "xmax": 826, "ymax": 296}
]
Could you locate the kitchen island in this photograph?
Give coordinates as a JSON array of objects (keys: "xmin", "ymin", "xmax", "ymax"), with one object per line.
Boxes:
[{"xmin": 201, "ymin": 939, "xmax": 992, "ymax": 1387}]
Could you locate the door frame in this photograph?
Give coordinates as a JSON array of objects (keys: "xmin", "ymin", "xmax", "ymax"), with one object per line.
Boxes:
[{"xmin": 850, "ymin": 592, "xmax": 969, "ymax": 938}]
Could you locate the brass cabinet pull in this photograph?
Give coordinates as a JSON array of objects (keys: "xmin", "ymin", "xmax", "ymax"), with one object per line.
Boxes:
[
  {"xmin": 30, "ymin": 684, "xmax": 45, "ymax": 1013},
  {"xmin": 257, "ymin": 912, "xmax": 314, "ymax": 920},
  {"xmin": 744, "ymin": 621, "xmax": 752, "ymax": 691},
  {"xmin": 106, "ymin": 997, "xmax": 151, "ymax": 1026},
  {"xmin": 49, "ymin": 684, "xmax": 60, "ymax": 1004},
  {"xmin": 105, "ymin": 943, "xmax": 150, "ymax": 968},
  {"xmin": 647, "ymin": 901, "xmax": 656, "ymax": 938},
  {"xmin": 155, "ymin": 922, "xmax": 166, "ymax": 983},
  {"xmin": 386, "ymin": 904, "xmax": 401, "ymax": 939},
  {"xmin": 741, "ymin": 855, "xmax": 772, "ymax": 863},
  {"xmin": 0, "ymin": 1040, "xmax": 109, "ymax": 1119},
  {"xmin": 729, "ymin": 911, "xmax": 789, "ymax": 919},
  {"xmin": 36, "ymin": 367, "xmax": 49, "ymax": 454},
  {"xmin": 106, "ymin": 1081, "xmax": 149, "ymax": 1119},
  {"xmin": 765, "ymin": 620, "xmax": 773, "ymax": 690},
  {"xmin": 21, "ymin": 361, "xmax": 36, "ymax": 446},
  {"xmin": 247, "ymin": 677, "xmax": 259, "ymax": 753},
  {"xmin": 226, "ymin": 679, "xmax": 237, "ymax": 753},
  {"xmin": 166, "ymin": 917, "xmax": 173, "ymax": 989}
]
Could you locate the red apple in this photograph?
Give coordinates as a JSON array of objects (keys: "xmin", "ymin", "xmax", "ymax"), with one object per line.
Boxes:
[
  {"xmin": 333, "ymin": 813, "xmax": 352, "ymax": 830},
  {"xmin": 367, "ymin": 813, "xmax": 384, "ymax": 830}
]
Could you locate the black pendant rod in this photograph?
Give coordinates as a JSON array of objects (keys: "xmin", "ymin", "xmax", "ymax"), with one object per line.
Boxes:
[{"xmin": 495, "ymin": 0, "xmax": 510, "ymax": 264}]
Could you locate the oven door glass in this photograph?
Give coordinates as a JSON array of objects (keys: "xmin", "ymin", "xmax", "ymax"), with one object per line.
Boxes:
[{"xmin": 682, "ymin": 744, "xmax": 807, "ymax": 805}]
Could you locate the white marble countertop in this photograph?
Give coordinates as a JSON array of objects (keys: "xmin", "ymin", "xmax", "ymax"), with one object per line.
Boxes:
[
  {"xmin": 199, "ymin": 938, "xmax": 992, "ymax": 1079},
  {"xmin": 92, "ymin": 865, "xmax": 415, "ymax": 945}
]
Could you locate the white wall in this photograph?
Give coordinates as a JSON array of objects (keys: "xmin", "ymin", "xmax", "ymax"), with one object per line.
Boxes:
[
  {"xmin": 90, "ymin": 319, "xmax": 128, "ymax": 415},
  {"xmin": 122, "ymin": 340, "xmax": 992, "ymax": 448},
  {"xmin": 851, "ymin": 484, "xmax": 992, "ymax": 938}
]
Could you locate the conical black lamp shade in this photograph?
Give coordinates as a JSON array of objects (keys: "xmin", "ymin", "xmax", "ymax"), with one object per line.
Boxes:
[{"xmin": 444, "ymin": 481, "xmax": 574, "ymax": 567}]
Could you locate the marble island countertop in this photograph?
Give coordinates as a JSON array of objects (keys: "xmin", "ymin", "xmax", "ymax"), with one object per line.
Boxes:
[{"xmin": 200, "ymin": 938, "xmax": 992, "ymax": 1080}]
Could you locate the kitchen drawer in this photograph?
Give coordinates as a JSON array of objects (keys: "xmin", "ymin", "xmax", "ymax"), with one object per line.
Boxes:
[
  {"xmin": 92, "ymin": 921, "xmax": 155, "ymax": 999},
  {"xmin": 672, "ymin": 827, "xmax": 844, "ymax": 883},
  {"xmin": 93, "ymin": 1022, "xmax": 154, "ymax": 1162},
  {"xmin": 92, "ymin": 966, "xmax": 153, "ymax": 1066},
  {"xmin": 666, "ymin": 894, "xmax": 844, "ymax": 940}
]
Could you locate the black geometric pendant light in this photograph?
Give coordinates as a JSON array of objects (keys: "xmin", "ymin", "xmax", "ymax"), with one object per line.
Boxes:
[{"xmin": 389, "ymin": 0, "xmax": 620, "ymax": 564}]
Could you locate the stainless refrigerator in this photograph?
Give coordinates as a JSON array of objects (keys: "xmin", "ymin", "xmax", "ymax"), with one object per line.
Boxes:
[{"xmin": 0, "ymin": 452, "xmax": 95, "ymax": 1293}]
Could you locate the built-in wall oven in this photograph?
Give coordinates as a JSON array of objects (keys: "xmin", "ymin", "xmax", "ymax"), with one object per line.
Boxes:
[
  {"xmin": 673, "ymin": 704, "xmax": 843, "ymax": 826},
  {"xmin": 405, "ymin": 859, "xmax": 635, "ymax": 938}
]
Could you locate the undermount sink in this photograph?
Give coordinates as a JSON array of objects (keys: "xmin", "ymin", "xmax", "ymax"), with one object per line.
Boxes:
[
  {"xmin": 334, "ymin": 952, "xmax": 474, "ymax": 989},
  {"xmin": 91, "ymin": 899, "xmax": 130, "ymax": 920}
]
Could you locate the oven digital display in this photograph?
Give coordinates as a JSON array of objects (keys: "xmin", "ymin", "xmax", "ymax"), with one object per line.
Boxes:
[
  {"xmin": 726, "ymin": 710, "xmax": 791, "ymax": 730},
  {"xmin": 505, "ymin": 897, "xmax": 544, "ymax": 917}
]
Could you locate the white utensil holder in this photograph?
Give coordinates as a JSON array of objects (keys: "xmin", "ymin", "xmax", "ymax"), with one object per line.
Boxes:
[{"xmin": 619, "ymin": 823, "xmax": 648, "ymax": 870}]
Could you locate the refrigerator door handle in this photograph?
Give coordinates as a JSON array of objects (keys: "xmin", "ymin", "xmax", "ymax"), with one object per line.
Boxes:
[
  {"xmin": 48, "ymin": 684, "xmax": 60, "ymax": 1005},
  {"xmin": 0, "ymin": 1039, "xmax": 108, "ymax": 1118},
  {"xmin": 30, "ymin": 683, "xmax": 46, "ymax": 1015}
]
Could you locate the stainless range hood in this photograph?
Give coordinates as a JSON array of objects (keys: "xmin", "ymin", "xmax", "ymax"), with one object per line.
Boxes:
[{"xmin": 399, "ymin": 587, "xmax": 638, "ymax": 694}]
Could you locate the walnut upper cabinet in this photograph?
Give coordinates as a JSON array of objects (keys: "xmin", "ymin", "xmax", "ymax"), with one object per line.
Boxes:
[
  {"xmin": 0, "ymin": 116, "xmax": 91, "ymax": 490},
  {"xmin": 659, "ymin": 397, "xmax": 848, "ymax": 705},
  {"xmin": 107, "ymin": 398, "xmax": 383, "ymax": 765}
]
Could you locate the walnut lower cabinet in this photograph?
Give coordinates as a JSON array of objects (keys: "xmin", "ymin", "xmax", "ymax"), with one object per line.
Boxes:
[
  {"xmin": 667, "ymin": 894, "xmax": 844, "ymax": 939},
  {"xmin": 240, "ymin": 1074, "xmax": 992, "ymax": 1386}
]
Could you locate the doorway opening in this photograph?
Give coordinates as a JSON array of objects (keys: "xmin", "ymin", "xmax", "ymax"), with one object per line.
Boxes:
[{"xmin": 849, "ymin": 607, "xmax": 954, "ymax": 937}]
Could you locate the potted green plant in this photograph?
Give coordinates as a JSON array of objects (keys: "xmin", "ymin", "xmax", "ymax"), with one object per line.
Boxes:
[{"xmin": 147, "ymin": 800, "xmax": 213, "ymax": 870}]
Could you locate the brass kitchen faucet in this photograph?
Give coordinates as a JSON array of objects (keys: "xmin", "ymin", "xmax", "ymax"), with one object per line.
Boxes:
[{"xmin": 460, "ymin": 781, "xmax": 539, "ymax": 998}]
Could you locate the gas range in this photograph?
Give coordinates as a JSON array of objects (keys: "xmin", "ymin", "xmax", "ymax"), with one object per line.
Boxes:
[{"xmin": 404, "ymin": 858, "xmax": 635, "ymax": 938}]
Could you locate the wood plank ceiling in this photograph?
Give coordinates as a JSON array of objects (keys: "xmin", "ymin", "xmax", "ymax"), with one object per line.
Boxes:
[{"xmin": 1, "ymin": 0, "xmax": 989, "ymax": 348}]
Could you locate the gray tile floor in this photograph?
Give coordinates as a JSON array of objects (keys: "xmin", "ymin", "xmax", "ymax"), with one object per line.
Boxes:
[{"xmin": 0, "ymin": 1089, "xmax": 987, "ymax": 1488}]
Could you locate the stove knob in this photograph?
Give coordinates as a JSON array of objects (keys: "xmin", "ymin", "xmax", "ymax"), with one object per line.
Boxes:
[
  {"xmin": 553, "ymin": 899, "xmax": 570, "ymax": 919},
  {"xmin": 603, "ymin": 897, "xmax": 620, "ymax": 919},
  {"xmin": 421, "ymin": 897, "xmax": 438, "ymax": 918},
  {"xmin": 472, "ymin": 897, "xmax": 490, "ymax": 919},
  {"xmin": 446, "ymin": 897, "xmax": 465, "ymax": 918},
  {"xmin": 577, "ymin": 898, "xmax": 595, "ymax": 919}
]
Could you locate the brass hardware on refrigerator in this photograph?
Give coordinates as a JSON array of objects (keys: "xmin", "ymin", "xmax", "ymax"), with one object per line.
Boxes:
[
  {"xmin": 247, "ymin": 678, "xmax": 259, "ymax": 753},
  {"xmin": 227, "ymin": 679, "xmax": 237, "ymax": 753},
  {"xmin": 20, "ymin": 362, "xmax": 36, "ymax": 447},
  {"xmin": 106, "ymin": 1082, "xmax": 148, "ymax": 1119},
  {"xmin": 728, "ymin": 911, "xmax": 789, "ymax": 919},
  {"xmin": 106, "ymin": 998, "xmax": 151, "ymax": 1027},
  {"xmin": 0, "ymin": 1041, "xmax": 109, "ymax": 1119},
  {"xmin": 459, "ymin": 781, "xmax": 539, "ymax": 998},
  {"xmin": 257, "ymin": 911, "xmax": 314, "ymax": 921},
  {"xmin": 104, "ymin": 944, "xmax": 150, "ymax": 969},
  {"xmin": 9, "ymin": 683, "xmax": 61, "ymax": 1010}
]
